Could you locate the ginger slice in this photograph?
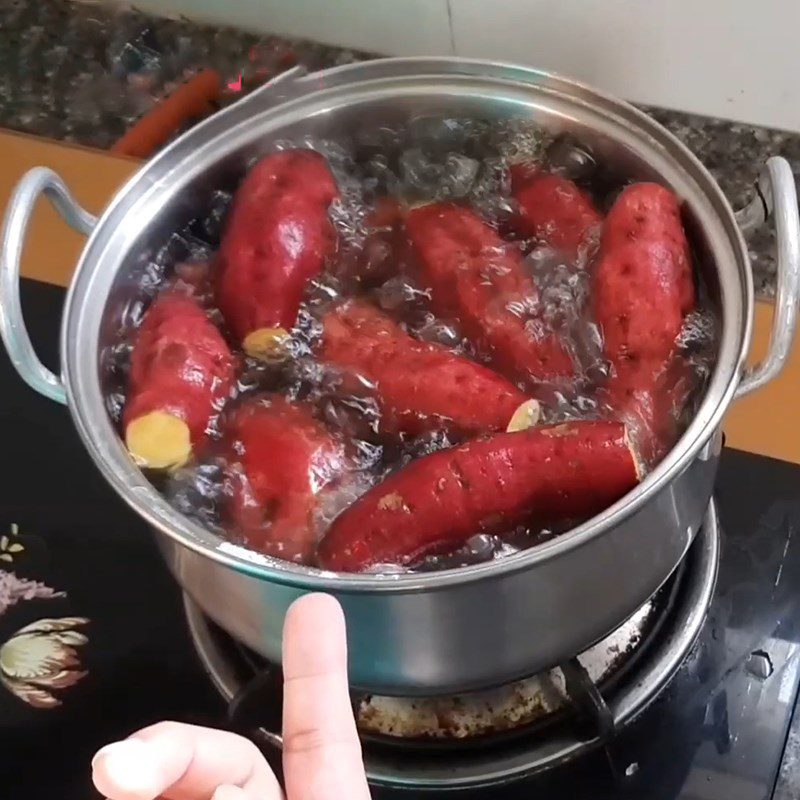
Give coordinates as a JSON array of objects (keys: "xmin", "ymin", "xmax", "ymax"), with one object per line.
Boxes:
[
  {"xmin": 506, "ymin": 399, "xmax": 542, "ymax": 433},
  {"xmin": 126, "ymin": 410, "xmax": 191, "ymax": 470},
  {"xmin": 242, "ymin": 327, "xmax": 291, "ymax": 362},
  {"xmin": 623, "ymin": 425, "xmax": 647, "ymax": 482}
]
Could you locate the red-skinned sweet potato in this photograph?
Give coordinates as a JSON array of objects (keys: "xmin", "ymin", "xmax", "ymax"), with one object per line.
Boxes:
[
  {"xmin": 510, "ymin": 165, "xmax": 602, "ymax": 255},
  {"xmin": 599, "ymin": 183, "xmax": 695, "ymax": 317},
  {"xmin": 406, "ymin": 203, "xmax": 574, "ymax": 384},
  {"xmin": 217, "ymin": 150, "xmax": 339, "ymax": 359},
  {"xmin": 124, "ymin": 293, "xmax": 235, "ymax": 470},
  {"xmin": 593, "ymin": 185, "xmax": 693, "ymax": 364},
  {"xmin": 318, "ymin": 420, "xmax": 640, "ymax": 571},
  {"xmin": 592, "ymin": 183, "xmax": 695, "ymax": 462},
  {"xmin": 224, "ymin": 396, "xmax": 346, "ymax": 563},
  {"xmin": 320, "ymin": 300, "xmax": 536, "ymax": 437},
  {"xmin": 605, "ymin": 358, "xmax": 692, "ymax": 456}
]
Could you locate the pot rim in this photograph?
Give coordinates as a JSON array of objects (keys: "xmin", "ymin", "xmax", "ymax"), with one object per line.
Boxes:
[{"xmin": 61, "ymin": 56, "xmax": 751, "ymax": 593}]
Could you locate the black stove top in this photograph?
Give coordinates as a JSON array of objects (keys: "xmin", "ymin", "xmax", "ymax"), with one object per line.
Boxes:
[{"xmin": 2, "ymin": 279, "xmax": 800, "ymax": 800}]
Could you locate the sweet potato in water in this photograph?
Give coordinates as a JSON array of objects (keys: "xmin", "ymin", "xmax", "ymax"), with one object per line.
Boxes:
[
  {"xmin": 593, "ymin": 183, "xmax": 695, "ymax": 460},
  {"xmin": 217, "ymin": 150, "xmax": 339, "ymax": 359},
  {"xmin": 318, "ymin": 420, "xmax": 640, "ymax": 572},
  {"xmin": 593, "ymin": 183, "xmax": 694, "ymax": 364},
  {"xmin": 124, "ymin": 294, "xmax": 235, "ymax": 470},
  {"xmin": 406, "ymin": 203, "xmax": 574, "ymax": 384},
  {"xmin": 510, "ymin": 166, "xmax": 602, "ymax": 255},
  {"xmin": 224, "ymin": 397, "xmax": 346, "ymax": 563},
  {"xmin": 604, "ymin": 359, "xmax": 693, "ymax": 463},
  {"xmin": 320, "ymin": 300, "xmax": 536, "ymax": 437},
  {"xmin": 599, "ymin": 183, "xmax": 696, "ymax": 315}
]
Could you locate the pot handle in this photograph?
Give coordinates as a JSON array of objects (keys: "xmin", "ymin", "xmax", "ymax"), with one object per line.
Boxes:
[
  {"xmin": 734, "ymin": 157, "xmax": 800, "ymax": 399},
  {"xmin": 0, "ymin": 167, "xmax": 96, "ymax": 405}
]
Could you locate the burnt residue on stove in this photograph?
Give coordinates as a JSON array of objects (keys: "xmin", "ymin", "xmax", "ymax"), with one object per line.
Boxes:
[
  {"xmin": 353, "ymin": 559, "xmax": 685, "ymax": 749},
  {"xmin": 200, "ymin": 557, "xmax": 686, "ymax": 755}
]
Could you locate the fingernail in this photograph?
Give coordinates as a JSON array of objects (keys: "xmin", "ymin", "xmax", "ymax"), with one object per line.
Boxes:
[
  {"xmin": 92, "ymin": 738, "xmax": 149, "ymax": 768},
  {"xmin": 91, "ymin": 739, "xmax": 163, "ymax": 800},
  {"xmin": 92, "ymin": 744, "xmax": 116, "ymax": 770}
]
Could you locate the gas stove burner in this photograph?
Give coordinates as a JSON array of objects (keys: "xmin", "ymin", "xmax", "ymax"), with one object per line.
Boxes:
[
  {"xmin": 355, "ymin": 574, "xmax": 673, "ymax": 748},
  {"xmin": 186, "ymin": 501, "xmax": 719, "ymax": 791}
]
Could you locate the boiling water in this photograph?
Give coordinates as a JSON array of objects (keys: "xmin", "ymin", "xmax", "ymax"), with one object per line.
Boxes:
[{"xmin": 103, "ymin": 116, "xmax": 718, "ymax": 573}]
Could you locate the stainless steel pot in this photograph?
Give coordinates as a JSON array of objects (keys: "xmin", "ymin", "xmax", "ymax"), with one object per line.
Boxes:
[{"xmin": 2, "ymin": 58, "xmax": 798, "ymax": 696}]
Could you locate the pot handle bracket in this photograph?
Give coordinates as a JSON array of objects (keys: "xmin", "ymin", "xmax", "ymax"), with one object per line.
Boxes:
[
  {"xmin": 0, "ymin": 167, "xmax": 96, "ymax": 405},
  {"xmin": 734, "ymin": 157, "xmax": 800, "ymax": 399}
]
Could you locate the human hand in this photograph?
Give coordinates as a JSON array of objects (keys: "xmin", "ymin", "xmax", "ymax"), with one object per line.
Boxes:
[{"xmin": 91, "ymin": 593, "xmax": 371, "ymax": 800}]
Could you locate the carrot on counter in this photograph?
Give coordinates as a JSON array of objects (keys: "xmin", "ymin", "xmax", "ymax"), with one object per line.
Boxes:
[
  {"xmin": 592, "ymin": 183, "xmax": 695, "ymax": 461},
  {"xmin": 406, "ymin": 203, "xmax": 575, "ymax": 385},
  {"xmin": 217, "ymin": 150, "xmax": 339, "ymax": 360},
  {"xmin": 224, "ymin": 396, "xmax": 346, "ymax": 563},
  {"xmin": 318, "ymin": 420, "xmax": 640, "ymax": 572},
  {"xmin": 320, "ymin": 300, "xmax": 538, "ymax": 438},
  {"xmin": 509, "ymin": 166, "xmax": 602, "ymax": 255},
  {"xmin": 123, "ymin": 293, "xmax": 235, "ymax": 470},
  {"xmin": 111, "ymin": 69, "xmax": 222, "ymax": 159}
]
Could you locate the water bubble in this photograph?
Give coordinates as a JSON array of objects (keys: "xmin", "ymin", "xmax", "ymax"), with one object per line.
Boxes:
[
  {"xmin": 105, "ymin": 391, "xmax": 126, "ymax": 423},
  {"xmin": 166, "ymin": 459, "xmax": 227, "ymax": 529},
  {"xmin": 363, "ymin": 154, "xmax": 400, "ymax": 195},
  {"xmin": 469, "ymin": 157, "xmax": 515, "ymax": 222},
  {"xmin": 375, "ymin": 276, "xmax": 431, "ymax": 313},
  {"xmin": 321, "ymin": 393, "xmax": 382, "ymax": 440},
  {"xmin": 441, "ymin": 153, "xmax": 480, "ymax": 198},
  {"xmin": 350, "ymin": 439, "xmax": 384, "ymax": 471},
  {"xmin": 399, "ymin": 147, "xmax": 446, "ymax": 199},
  {"xmin": 401, "ymin": 429, "xmax": 455, "ymax": 462},
  {"xmin": 676, "ymin": 308, "xmax": 717, "ymax": 353},
  {"xmin": 413, "ymin": 314, "xmax": 462, "ymax": 348},
  {"xmin": 364, "ymin": 562, "xmax": 408, "ymax": 575},
  {"xmin": 354, "ymin": 125, "xmax": 405, "ymax": 159},
  {"xmin": 546, "ymin": 134, "xmax": 597, "ymax": 182},
  {"xmin": 329, "ymin": 185, "xmax": 369, "ymax": 249},
  {"xmin": 315, "ymin": 470, "xmax": 378, "ymax": 532},
  {"xmin": 201, "ymin": 191, "xmax": 233, "ymax": 243},
  {"xmin": 407, "ymin": 116, "xmax": 472, "ymax": 155},
  {"xmin": 491, "ymin": 119, "xmax": 550, "ymax": 165}
]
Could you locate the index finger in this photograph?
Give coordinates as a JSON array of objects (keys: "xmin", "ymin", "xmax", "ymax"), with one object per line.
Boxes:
[{"xmin": 281, "ymin": 593, "xmax": 371, "ymax": 800}]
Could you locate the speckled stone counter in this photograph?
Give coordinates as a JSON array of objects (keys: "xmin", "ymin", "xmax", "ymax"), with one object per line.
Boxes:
[
  {"xmin": 2, "ymin": 0, "xmax": 799, "ymax": 298},
  {"xmin": 644, "ymin": 107, "xmax": 800, "ymax": 301}
]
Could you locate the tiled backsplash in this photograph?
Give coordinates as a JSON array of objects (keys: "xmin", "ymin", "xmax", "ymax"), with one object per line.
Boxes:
[
  {"xmin": 134, "ymin": 0, "xmax": 455, "ymax": 58},
  {"xmin": 133, "ymin": 0, "xmax": 800, "ymax": 133}
]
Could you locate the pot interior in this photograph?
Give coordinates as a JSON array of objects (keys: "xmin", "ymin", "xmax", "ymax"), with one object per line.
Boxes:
[{"xmin": 65, "ymin": 59, "xmax": 749, "ymax": 586}]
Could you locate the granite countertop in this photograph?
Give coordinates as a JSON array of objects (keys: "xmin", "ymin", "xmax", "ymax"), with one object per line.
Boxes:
[{"xmin": 2, "ymin": 0, "xmax": 800, "ymax": 298}]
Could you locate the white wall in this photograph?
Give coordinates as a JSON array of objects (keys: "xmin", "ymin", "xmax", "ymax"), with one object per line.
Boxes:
[{"xmin": 134, "ymin": 0, "xmax": 800, "ymax": 132}]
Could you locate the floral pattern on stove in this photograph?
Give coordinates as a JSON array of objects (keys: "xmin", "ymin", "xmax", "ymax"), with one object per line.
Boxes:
[
  {"xmin": 0, "ymin": 524, "xmax": 25, "ymax": 563},
  {"xmin": 0, "ymin": 522, "xmax": 91, "ymax": 709},
  {"xmin": 0, "ymin": 617, "xmax": 89, "ymax": 708},
  {"xmin": 0, "ymin": 571, "xmax": 65, "ymax": 614}
]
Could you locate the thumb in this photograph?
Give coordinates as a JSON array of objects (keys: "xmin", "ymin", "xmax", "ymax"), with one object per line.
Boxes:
[{"xmin": 92, "ymin": 722, "xmax": 282, "ymax": 800}]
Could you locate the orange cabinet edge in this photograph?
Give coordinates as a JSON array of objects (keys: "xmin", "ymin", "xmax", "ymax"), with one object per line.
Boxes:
[{"xmin": 1, "ymin": 128, "xmax": 798, "ymax": 464}]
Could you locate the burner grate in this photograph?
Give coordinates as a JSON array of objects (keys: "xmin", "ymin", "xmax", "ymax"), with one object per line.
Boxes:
[{"xmin": 186, "ymin": 502, "xmax": 718, "ymax": 790}]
